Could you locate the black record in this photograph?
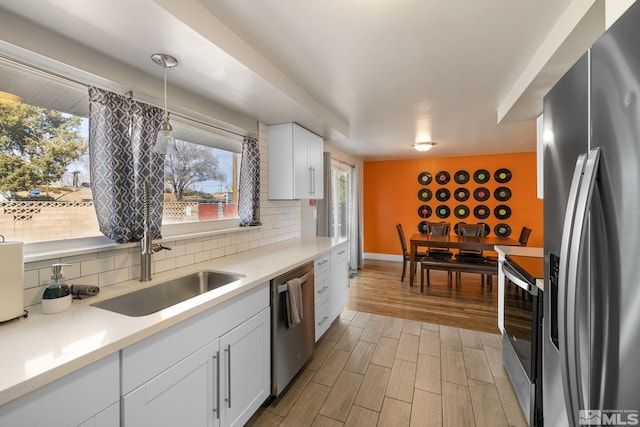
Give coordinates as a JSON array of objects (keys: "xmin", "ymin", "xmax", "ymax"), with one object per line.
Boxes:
[
  {"xmin": 494, "ymin": 168, "xmax": 512, "ymax": 183},
  {"xmin": 435, "ymin": 171, "xmax": 450, "ymax": 185},
  {"xmin": 494, "ymin": 187, "xmax": 512, "ymax": 201},
  {"xmin": 473, "ymin": 169, "xmax": 490, "ymax": 184},
  {"xmin": 473, "ymin": 205, "xmax": 490, "ymax": 219},
  {"xmin": 494, "ymin": 205, "xmax": 512, "ymax": 220},
  {"xmin": 454, "ymin": 221, "xmax": 466, "ymax": 235},
  {"xmin": 473, "ymin": 187, "xmax": 490, "ymax": 202},
  {"xmin": 494, "ymin": 223, "xmax": 512, "ymax": 238},
  {"xmin": 418, "ymin": 188, "xmax": 432, "ymax": 202},
  {"xmin": 478, "ymin": 222, "xmax": 491, "ymax": 236},
  {"xmin": 454, "ymin": 205, "xmax": 470, "ymax": 219},
  {"xmin": 454, "ymin": 188, "xmax": 470, "ymax": 202},
  {"xmin": 454, "ymin": 170, "xmax": 470, "ymax": 184},
  {"xmin": 418, "ymin": 221, "xmax": 429, "ymax": 234},
  {"xmin": 436, "ymin": 188, "xmax": 451, "ymax": 202},
  {"xmin": 435, "ymin": 205, "xmax": 450, "ymax": 219},
  {"xmin": 418, "ymin": 172, "xmax": 432, "ymax": 185},
  {"xmin": 418, "ymin": 205, "xmax": 432, "ymax": 219}
]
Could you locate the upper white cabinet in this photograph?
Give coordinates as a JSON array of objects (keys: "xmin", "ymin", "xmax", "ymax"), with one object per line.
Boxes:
[{"xmin": 268, "ymin": 123, "xmax": 324, "ymax": 199}]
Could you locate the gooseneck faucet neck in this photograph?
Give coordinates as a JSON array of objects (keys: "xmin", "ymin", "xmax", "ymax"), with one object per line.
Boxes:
[{"xmin": 140, "ymin": 180, "xmax": 171, "ymax": 282}]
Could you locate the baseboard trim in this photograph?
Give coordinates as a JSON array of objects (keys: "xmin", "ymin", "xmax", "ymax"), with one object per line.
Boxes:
[{"xmin": 363, "ymin": 253, "xmax": 403, "ymax": 262}]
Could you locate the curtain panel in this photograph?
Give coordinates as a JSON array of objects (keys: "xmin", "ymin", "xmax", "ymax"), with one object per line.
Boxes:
[
  {"xmin": 238, "ymin": 136, "xmax": 261, "ymax": 226},
  {"xmin": 88, "ymin": 87, "xmax": 165, "ymax": 243}
]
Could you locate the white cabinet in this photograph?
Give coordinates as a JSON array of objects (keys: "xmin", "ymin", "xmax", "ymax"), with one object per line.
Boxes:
[
  {"xmin": 123, "ymin": 343, "xmax": 214, "ymax": 427},
  {"xmin": 314, "ymin": 253, "xmax": 332, "ymax": 341},
  {"xmin": 330, "ymin": 242, "xmax": 349, "ymax": 320},
  {"xmin": 0, "ymin": 352, "xmax": 119, "ymax": 427},
  {"xmin": 219, "ymin": 308, "xmax": 270, "ymax": 427},
  {"xmin": 122, "ymin": 283, "xmax": 270, "ymax": 427},
  {"xmin": 314, "ymin": 242, "xmax": 350, "ymax": 341},
  {"xmin": 268, "ymin": 122, "xmax": 324, "ymax": 199}
]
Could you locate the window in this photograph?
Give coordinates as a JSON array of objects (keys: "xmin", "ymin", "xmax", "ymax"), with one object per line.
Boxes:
[{"xmin": 0, "ymin": 58, "xmax": 243, "ymax": 244}]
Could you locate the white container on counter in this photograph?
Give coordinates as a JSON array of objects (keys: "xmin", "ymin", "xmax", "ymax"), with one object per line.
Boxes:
[{"xmin": 0, "ymin": 239, "xmax": 24, "ymax": 322}]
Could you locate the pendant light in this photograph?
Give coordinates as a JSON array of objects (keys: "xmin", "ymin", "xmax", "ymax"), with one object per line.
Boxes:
[{"xmin": 151, "ymin": 53, "xmax": 179, "ymax": 155}]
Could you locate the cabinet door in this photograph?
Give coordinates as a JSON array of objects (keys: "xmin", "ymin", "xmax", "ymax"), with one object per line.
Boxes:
[
  {"xmin": 307, "ymin": 132, "xmax": 324, "ymax": 198},
  {"xmin": 123, "ymin": 342, "xmax": 215, "ymax": 427},
  {"xmin": 220, "ymin": 308, "xmax": 270, "ymax": 427},
  {"xmin": 77, "ymin": 402, "xmax": 119, "ymax": 427},
  {"xmin": 293, "ymin": 124, "xmax": 311, "ymax": 199},
  {"xmin": 331, "ymin": 244, "xmax": 349, "ymax": 320}
]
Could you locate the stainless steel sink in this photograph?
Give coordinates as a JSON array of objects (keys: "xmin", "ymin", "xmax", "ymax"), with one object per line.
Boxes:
[{"xmin": 92, "ymin": 271, "xmax": 244, "ymax": 316}]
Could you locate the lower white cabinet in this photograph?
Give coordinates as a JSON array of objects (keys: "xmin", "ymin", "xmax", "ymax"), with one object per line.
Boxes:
[
  {"xmin": 314, "ymin": 241, "xmax": 350, "ymax": 341},
  {"xmin": 123, "ymin": 343, "xmax": 213, "ymax": 426},
  {"xmin": 122, "ymin": 283, "xmax": 271, "ymax": 427},
  {"xmin": 219, "ymin": 308, "xmax": 270, "ymax": 427},
  {"xmin": 330, "ymin": 242, "xmax": 349, "ymax": 320},
  {"xmin": 0, "ymin": 352, "xmax": 119, "ymax": 427}
]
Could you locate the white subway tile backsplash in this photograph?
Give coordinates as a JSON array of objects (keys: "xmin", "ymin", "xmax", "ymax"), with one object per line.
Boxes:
[
  {"xmin": 176, "ymin": 254, "xmax": 195, "ymax": 268},
  {"xmin": 81, "ymin": 257, "xmax": 115, "ymax": 277},
  {"xmin": 99, "ymin": 267, "xmax": 131, "ymax": 287}
]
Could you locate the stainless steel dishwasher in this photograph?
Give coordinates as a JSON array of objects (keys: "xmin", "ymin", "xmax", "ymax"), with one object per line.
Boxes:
[{"xmin": 271, "ymin": 261, "xmax": 315, "ymax": 396}]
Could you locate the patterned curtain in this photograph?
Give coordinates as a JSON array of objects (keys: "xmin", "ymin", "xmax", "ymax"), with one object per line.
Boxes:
[
  {"xmin": 88, "ymin": 87, "xmax": 165, "ymax": 243},
  {"xmin": 238, "ymin": 136, "xmax": 261, "ymax": 226}
]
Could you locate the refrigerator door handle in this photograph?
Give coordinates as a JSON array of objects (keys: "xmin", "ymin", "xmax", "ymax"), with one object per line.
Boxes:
[
  {"xmin": 561, "ymin": 147, "xmax": 602, "ymax": 425},
  {"xmin": 557, "ymin": 152, "xmax": 588, "ymax": 426}
]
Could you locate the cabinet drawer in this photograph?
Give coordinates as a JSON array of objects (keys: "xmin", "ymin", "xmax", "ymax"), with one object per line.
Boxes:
[
  {"xmin": 315, "ymin": 270, "xmax": 331, "ymax": 308},
  {"xmin": 331, "ymin": 244, "xmax": 348, "ymax": 264},
  {"xmin": 314, "ymin": 254, "xmax": 330, "ymax": 275},
  {"xmin": 315, "ymin": 299, "xmax": 331, "ymax": 341}
]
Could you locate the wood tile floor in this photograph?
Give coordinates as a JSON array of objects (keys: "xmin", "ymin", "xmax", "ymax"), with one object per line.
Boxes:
[
  {"xmin": 247, "ymin": 260, "xmax": 528, "ymax": 426},
  {"xmin": 248, "ymin": 310, "xmax": 527, "ymax": 427}
]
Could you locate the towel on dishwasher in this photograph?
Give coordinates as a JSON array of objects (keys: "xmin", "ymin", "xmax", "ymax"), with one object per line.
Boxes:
[{"xmin": 285, "ymin": 277, "xmax": 303, "ymax": 328}]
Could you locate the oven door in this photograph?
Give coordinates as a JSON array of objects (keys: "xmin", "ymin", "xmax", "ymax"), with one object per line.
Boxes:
[{"xmin": 503, "ymin": 261, "xmax": 538, "ymax": 381}]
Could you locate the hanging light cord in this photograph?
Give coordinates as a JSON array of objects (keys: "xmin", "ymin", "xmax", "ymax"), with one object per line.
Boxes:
[{"xmin": 162, "ymin": 64, "xmax": 168, "ymax": 122}]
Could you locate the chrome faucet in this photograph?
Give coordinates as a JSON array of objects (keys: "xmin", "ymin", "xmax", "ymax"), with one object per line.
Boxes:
[{"xmin": 140, "ymin": 180, "xmax": 171, "ymax": 282}]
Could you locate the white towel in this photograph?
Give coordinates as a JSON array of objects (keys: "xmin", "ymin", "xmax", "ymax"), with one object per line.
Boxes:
[{"xmin": 285, "ymin": 277, "xmax": 303, "ymax": 328}]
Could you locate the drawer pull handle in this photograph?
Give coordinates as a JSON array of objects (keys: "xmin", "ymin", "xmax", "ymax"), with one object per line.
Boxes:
[
  {"xmin": 338, "ymin": 250, "xmax": 346, "ymax": 255},
  {"xmin": 318, "ymin": 285, "xmax": 329, "ymax": 294},
  {"xmin": 318, "ymin": 315, "xmax": 329, "ymax": 326},
  {"xmin": 213, "ymin": 351, "xmax": 220, "ymax": 419},
  {"xmin": 318, "ymin": 260, "xmax": 329, "ymax": 266},
  {"xmin": 224, "ymin": 345, "xmax": 231, "ymax": 408}
]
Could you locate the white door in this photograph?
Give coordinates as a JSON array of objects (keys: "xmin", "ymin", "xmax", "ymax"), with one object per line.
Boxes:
[
  {"xmin": 123, "ymin": 342, "xmax": 215, "ymax": 427},
  {"xmin": 219, "ymin": 308, "xmax": 270, "ymax": 427}
]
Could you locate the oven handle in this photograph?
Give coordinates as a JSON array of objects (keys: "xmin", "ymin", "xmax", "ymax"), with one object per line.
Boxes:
[{"xmin": 503, "ymin": 262, "xmax": 538, "ymax": 295}]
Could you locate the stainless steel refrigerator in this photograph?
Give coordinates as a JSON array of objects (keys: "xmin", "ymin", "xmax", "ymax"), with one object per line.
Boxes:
[{"xmin": 543, "ymin": 2, "xmax": 640, "ymax": 426}]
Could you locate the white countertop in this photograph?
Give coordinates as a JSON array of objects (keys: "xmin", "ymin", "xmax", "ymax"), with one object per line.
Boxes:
[{"xmin": 0, "ymin": 236, "xmax": 344, "ymax": 406}]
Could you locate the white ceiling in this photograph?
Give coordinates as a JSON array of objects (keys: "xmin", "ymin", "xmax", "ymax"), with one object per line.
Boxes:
[{"xmin": 0, "ymin": 0, "xmax": 605, "ymax": 160}]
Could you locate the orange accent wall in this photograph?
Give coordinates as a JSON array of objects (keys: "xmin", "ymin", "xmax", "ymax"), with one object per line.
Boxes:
[{"xmin": 363, "ymin": 152, "xmax": 543, "ymax": 256}]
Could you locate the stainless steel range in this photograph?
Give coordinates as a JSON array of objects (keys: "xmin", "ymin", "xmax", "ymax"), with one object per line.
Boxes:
[{"xmin": 502, "ymin": 255, "xmax": 544, "ymax": 426}]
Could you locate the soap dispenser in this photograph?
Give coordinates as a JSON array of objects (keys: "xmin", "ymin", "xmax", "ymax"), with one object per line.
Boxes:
[{"xmin": 42, "ymin": 263, "xmax": 72, "ymax": 314}]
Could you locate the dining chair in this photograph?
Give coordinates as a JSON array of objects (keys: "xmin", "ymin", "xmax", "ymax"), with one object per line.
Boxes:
[
  {"xmin": 421, "ymin": 222, "xmax": 453, "ymax": 287},
  {"xmin": 455, "ymin": 223, "xmax": 488, "ymax": 286},
  {"xmin": 396, "ymin": 223, "xmax": 428, "ymax": 282},
  {"xmin": 485, "ymin": 226, "xmax": 532, "ymax": 262}
]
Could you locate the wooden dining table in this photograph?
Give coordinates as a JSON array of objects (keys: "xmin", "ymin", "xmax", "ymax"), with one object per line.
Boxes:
[{"xmin": 408, "ymin": 233, "xmax": 521, "ymax": 287}]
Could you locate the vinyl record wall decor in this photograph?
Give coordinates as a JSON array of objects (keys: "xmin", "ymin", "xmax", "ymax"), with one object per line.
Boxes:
[{"xmin": 416, "ymin": 168, "xmax": 517, "ymax": 235}]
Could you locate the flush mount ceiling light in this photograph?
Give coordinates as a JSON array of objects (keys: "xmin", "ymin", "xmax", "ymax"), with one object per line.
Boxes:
[
  {"xmin": 413, "ymin": 142, "xmax": 435, "ymax": 152},
  {"xmin": 151, "ymin": 53, "xmax": 179, "ymax": 155}
]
